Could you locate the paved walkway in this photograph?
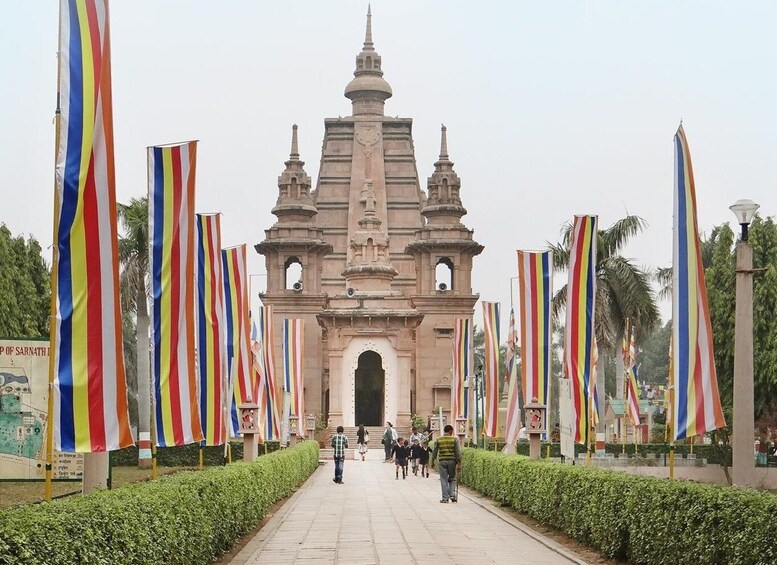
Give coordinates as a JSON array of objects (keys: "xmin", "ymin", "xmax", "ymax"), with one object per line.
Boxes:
[{"xmin": 230, "ymin": 458, "xmax": 586, "ymax": 565}]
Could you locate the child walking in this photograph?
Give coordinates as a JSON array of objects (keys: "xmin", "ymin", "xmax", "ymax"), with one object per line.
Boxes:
[
  {"xmin": 419, "ymin": 442, "xmax": 431, "ymax": 478},
  {"xmin": 409, "ymin": 438, "xmax": 423, "ymax": 476},
  {"xmin": 392, "ymin": 438, "xmax": 411, "ymax": 479}
]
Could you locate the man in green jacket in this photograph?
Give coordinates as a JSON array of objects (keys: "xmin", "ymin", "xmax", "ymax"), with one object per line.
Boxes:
[{"xmin": 431, "ymin": 424, "xmax": 461, "ymax": 503}]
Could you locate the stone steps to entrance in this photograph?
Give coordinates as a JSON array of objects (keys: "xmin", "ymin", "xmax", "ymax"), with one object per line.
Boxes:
[{"xmin": 320, "ymin": 425, "xmax": 415, "ymax": 460}]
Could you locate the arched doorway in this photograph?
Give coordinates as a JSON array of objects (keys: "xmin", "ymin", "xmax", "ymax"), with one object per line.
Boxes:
[{"xmin": 354, "ymin": 351, "xmax": 384, "ymax": 426}]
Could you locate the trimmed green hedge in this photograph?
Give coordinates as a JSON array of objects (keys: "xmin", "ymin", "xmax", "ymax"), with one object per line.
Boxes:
[
  {"xmin": 459, "ymin": 448, "xmax": 776, "ymax": 565},
  {"xmin": 0, "ymin": 441, "xmax": 319, "ymax": 564},
  {"xmin": 110, "ymin": 441, "xmax": 282, "ymax": 466}
]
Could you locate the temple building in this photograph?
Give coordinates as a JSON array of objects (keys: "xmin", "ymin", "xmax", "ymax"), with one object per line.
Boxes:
[{"xmin": 256, "ymin": 8, "xmax": 482, "ymax": 431}]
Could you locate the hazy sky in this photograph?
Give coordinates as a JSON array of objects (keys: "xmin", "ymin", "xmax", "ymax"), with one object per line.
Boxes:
[{"xmin": 2, "ymin": 1, "xmax": 776, "ymax": 333}]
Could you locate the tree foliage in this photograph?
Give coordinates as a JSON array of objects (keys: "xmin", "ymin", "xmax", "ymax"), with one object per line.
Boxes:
[
  {"xmin": 0, "ymin": 224, "xmax": 50, "ymax": 338},
  {"xmin": 703, "ymin": 216, "xmax": 777, "ymax": 422}
]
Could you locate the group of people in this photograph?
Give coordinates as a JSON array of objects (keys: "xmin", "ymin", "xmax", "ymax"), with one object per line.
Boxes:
[{"xmin": 329, "ymin": 421, "xmax": 462, "ymax": 504}]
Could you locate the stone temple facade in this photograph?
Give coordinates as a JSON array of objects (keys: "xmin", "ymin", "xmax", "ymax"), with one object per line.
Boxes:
[{"xmin": 256, "ymin": 9, "xmax": 482, "ymax": 430}]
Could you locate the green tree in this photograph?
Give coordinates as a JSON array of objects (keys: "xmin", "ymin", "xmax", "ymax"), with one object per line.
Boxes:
[
  {"xmin": 117, "ymin": 197, "xmax": 151, "ymax": 467},
  {"xmin": 0, "ymin": 224, "xmax": 50, "ymax": 338},
  {"xmin": 637, "ymin": 320, "xmax": 671, "ymax": 385}
]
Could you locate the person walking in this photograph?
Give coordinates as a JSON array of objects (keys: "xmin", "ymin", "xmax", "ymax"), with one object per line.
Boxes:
[
  {"xmin": 431, "ymin": 424, "xmax": 461, "ymax": 503},
  {"xmin": 382, "ymin": 422, "xmax": 396, "ymax": 461},
  {"xmin": 357, "ymin": 424, "xmax": 369, "ymax": 461},
  {"xmin": 391, "ymin": 438, "xmax": 411, "ymax": 479},
  {"xmin": 331, "ymin": 425, "xmax": 348, "ymax": 484},
  {"xmin": 419, "ymin": 441, "xmax": 431, "ymax": 478}
]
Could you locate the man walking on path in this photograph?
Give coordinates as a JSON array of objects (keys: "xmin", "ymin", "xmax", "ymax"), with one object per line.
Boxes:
[
  {"xmin": 331, "ymin": 425, "xmax": 348, "ymax": 484},
  {"xmin": 431, "ymin": 424, "xmax": 461, "ymax": 503}
]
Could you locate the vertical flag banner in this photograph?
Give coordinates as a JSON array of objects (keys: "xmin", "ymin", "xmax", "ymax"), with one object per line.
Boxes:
[
  {"xmin": 672, "ymin": 126, "xmax": 725, "ymax": 440},
  {"xmin": 222, "ymin": 245, "xmax": 253, "ymax": 437},
  {"xmin": 196, "ymin": 214, "xmax": 226, "ymax": 446},
  {"xmin": 625, "ymin": 331, "xmax": 641, "ymax": 427},
  {"xmin": 283, "ymin": 319, "xmax": 304, "ymax": 435},
  {"xmin": 503, "ymin": 307, "xmax": 521, "ymax": 449},
  {"xmin": 589, "ymin": 339, "xmax": 600, "ymax": 427},
  {"xmin": 482, "ymin": 301, "xmax": 501, "ymax": 438},
  {"xmin": 518, "ymin": 251, "xmax": 553, "ymax": 407},
  {"xmin": 252, "ymin": 312, "xmax": 280, "ymax": 441},
  {"xmin": 149, "ymin": 140, "xmax": 202, "ymax": 447},
  {"xmin": 52, "ymin": 0, "xmax": 133, "ymax": 452},
  {"xmin": 451, "ymin": 318, "xmax": 472, "ymax": 419},
  {"xmin": 563, "ymin": 215, "xmax": 598, "ymax": 444}
]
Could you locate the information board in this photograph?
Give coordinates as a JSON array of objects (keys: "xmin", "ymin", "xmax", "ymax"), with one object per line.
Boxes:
[{"xmin": 0, "ymin": 339, "xmax": 82, "ymax": 479}]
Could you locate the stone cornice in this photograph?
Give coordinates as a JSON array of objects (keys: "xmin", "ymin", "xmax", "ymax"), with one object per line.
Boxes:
[
  {"xmin": 410, "ymin": 294, "xmax": 479, "ymax": 312},
  {"xmin": 255, "ymin": 238, "xmax": 333, "ymax": 256}
]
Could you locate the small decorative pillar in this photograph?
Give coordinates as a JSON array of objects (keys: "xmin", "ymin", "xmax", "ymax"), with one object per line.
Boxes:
[
  {"xmin": 238, "ymin": 402, "xmax": 260, "ymax": 461},
  {"xmin": 455, "ymin": 417, "xmax": 467, "ymax": 443},
  {"xmin": 289, "ymin": 415, "xmax": 300, "ymax": 446},
  {"xmin": 524, "ymin": 401, "xmax": 547, "ymax": 460}
]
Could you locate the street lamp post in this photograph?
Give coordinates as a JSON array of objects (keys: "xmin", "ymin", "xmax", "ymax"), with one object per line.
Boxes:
[{"xmin": 730, "ymin": 198, "xmax": 759, "ymax": 488}]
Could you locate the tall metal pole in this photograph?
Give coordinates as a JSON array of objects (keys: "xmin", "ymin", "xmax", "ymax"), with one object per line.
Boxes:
[{"xmin": 732, "ymin": 240, "xmax": 755, "ymax": 487}]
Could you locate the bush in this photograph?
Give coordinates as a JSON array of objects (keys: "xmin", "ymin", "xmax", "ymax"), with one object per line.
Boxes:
[
  {"xmin": 110, "ymin": 441, "xmax": 282, "ymax": 467},
  {"xmin": 0, "ymin": 441, "xmax": 319, "ymax": 564},
  {"xmin": 459, "ymin": 448, "xmax": 777, "ymax": 565}
]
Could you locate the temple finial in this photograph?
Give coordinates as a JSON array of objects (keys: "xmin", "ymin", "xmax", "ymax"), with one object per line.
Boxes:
[
  {"xmin": 290, "ymin": 124, "xmax": 299, "ymax": 160},
  {"xmin": 439, "ymin": 124, "xmax": 449, "ymax": 160},
  {"xmin": 364, "ymin": 4, "xmax": 374, "ymax": 50}
]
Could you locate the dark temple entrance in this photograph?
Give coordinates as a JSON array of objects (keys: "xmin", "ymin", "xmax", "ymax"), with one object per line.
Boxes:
[{"xmin": 355, "ymin": 351, "xmax": 384, "ymax": 426}]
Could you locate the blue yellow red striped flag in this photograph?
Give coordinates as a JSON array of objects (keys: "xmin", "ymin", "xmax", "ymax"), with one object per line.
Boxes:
[
  {"xmin": 52, "ymin": 0, "xmax": 133, "ymax": 452},
  {"xmin": 283, "ymin": 319, "xmax": 304, "ymax": 435},
  {"xmin": 625, "ymin": 333, "xmax": 641, "ymax": 428},
  {"xmin": 196, "ymin": 214, "xmax": 227, "ymax": 446},
  {"xmin": 254, "ymin": 307, "xmax": 281, "ymax": 441},
  {"xmin": 451, "ymin": 318, "xmax": 472, "ymax": 419},
  {"xmin": 503, "ymin": 307, "xmax": 521, "ymax": 448},
  {"xmin": 518, "ymin": 251, "xmax": 552, "ymax": 408},
  {"xmin": 482, "ymin": 302, "xmax": 501, "ymax": 438},
  {"xmin": 222, "ymin": 245, "xmax": 253, "ymax": 437},
  {"xmin": 672, "ymin": 126, "xmax": 725, "ymax": 440},
  {"xmin": 149, "ymin": 140, "xmax": 202, "ymax": 447},
  {"xmin": 563, "ymin": 215, "xmax": 598, "ymax": 444}
]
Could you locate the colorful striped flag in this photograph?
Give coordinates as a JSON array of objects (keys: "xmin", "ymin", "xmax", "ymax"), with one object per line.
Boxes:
[
  {"xmin": 504, "ymin": 308, "xmax": 517, "ymax": 382},
  {"xmin": 672, "ymin": 126, "xmax": 726, "ymax": 440},
  {"xmin": 451, "ymin": 318, "xmax": 473, "ymax": 419},
  {"xmin": 624, "ymin": 325, "xmax": 641, "ymax": 427},
  {"xmin": 149, "ymin": 140, "xmax": 202, "ymax": 447},
  {"xmin": 52, "ymin": 0, "xmax": 133, "ymax": 452},
  {"xmin": 283, "ymin": 319, "xmax": 304, "ymax": 435},
  {"xmin": 590, "ymin": 339, "xmax": 600, "ymax": 427},
  {"xmin": 518, "ymin": 251, "xmax": 552, "ymax": 408},
  {"xmin": 563, "ymin": 215, "xmax": 598, "ymax": 444},
  {"xmin": 222, "ymin": 245, "xmax": 253, "ymax": 437},
  {"xmin": 196, "ymin": 214, "xmax": 227, "ymax": 446},
  {"xmin": 503, "ymin": 308, "xmax": 521, "ymax": 449},
  {"xmin": 254, "ymin": 307, "xmax": 280, "ymax": 441},
  {"xmin": 482, "ymin": 302, "xmax": 501, "ymax": 438}
]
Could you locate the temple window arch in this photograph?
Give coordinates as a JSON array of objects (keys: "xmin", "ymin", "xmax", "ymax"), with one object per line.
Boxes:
[
  {"xmin": 284, "ymin": 256, "xmax": 303, "ymax": 290},
  {"xmin": 366, "ymin": 56, "xmax": 372, "ymax": 69},
  {"xmin": 435, "ymin": 257, "xmax": 453, "ymax": 291},
  {"xmin": 290, "ymin": 177, "xmax": 298, "ymax": 198}
]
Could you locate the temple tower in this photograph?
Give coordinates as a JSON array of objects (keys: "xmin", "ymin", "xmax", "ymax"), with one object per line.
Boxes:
[{"xmin": 257, "ymin": 8, "xmax": 482, "ymax": 431}]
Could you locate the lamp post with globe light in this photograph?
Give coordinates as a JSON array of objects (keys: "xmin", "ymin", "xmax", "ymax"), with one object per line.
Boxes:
[{"xmin": 729, "ymin": 198, "xmax": 759, "ymax": 487}]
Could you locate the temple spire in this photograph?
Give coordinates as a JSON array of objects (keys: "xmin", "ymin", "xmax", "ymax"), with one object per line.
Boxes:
[
  {"xmin": 344, "ymin": 5, "xmax": 392, "ymax": 115},
  {"xmin": 364, "ymin": 4, "xmax": 374, "ymax": 50},
  {"xmin": 439, "ymin": 124, "xmax": 449, "ymax": 160},
  {"xmin": 290, "ymin": 124, "xmax": 299, "ymax": 160}
]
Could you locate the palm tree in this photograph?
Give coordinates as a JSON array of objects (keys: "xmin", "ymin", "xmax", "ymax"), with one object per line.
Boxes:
[
  {"xmin": 548, "ymin": 215, "xmax": 660, "ymax": 433},
  {"xmin": 117, "ymin": 197, "xmax": 151, "ymax": 467},
  {"xmin": 549, "ymin": 215, "xmax": 660, "ymax": 351}
]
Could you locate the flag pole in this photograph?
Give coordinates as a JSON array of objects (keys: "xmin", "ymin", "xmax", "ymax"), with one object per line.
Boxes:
[
  {"xmin": 45, "ymin": 3, "xmax": 64, "ymax": 503},
  {"xmin": 668, "ymin": 331, "xmax": 675, "ymax": 480}
]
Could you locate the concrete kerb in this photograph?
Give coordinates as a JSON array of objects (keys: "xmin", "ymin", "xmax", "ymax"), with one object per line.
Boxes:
[
  {"xmin": 452, "ymin": 477, "xmax": 589, "ymax": 565},
  {"xmin": 228, "ymin": 463, "xmax": 328, "ymax": 564}
]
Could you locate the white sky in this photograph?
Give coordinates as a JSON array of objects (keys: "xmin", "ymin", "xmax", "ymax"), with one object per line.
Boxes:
[{"xmin": 2, "ymin": 1, "xmax": 776, "ymax": 334}]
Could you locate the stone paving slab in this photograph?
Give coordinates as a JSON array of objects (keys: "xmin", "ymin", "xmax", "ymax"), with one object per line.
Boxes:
[{"xmin": 230, "ymin": 459, "xmax": 587, "ymax": 565}]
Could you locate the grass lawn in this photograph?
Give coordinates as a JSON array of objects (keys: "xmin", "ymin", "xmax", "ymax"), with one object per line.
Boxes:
[{"xmin": 0, "ymin": 466, "xmax": 196, "ymax": 510}]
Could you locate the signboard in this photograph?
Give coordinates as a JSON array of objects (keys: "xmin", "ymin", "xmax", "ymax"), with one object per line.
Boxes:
[
  {"xmin": 0, "ymin": 339, "xmax": 82, "ymax": 479},
  {"xmin": 558, "ymin": 377, "xmax": 575, "ymax": 461}
]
